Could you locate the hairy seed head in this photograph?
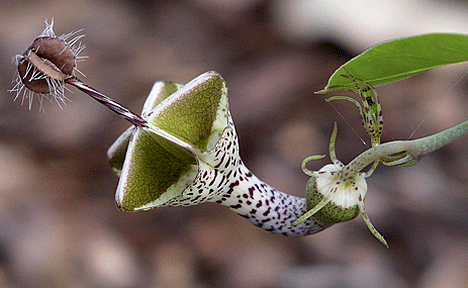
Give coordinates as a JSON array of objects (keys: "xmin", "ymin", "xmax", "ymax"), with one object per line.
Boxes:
[{"xmin": 10, "ymin": 19, "xmax": 87, "ymax": 110}]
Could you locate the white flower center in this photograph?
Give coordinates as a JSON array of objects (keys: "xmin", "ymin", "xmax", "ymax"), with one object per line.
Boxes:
[{"xmin": 315, "ymin": 164, "xmax": 367, "ymax": 208}]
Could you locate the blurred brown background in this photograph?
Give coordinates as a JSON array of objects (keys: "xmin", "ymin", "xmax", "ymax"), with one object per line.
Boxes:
[{"xmin": 1, "ymin": 0, "xmax": 468, "ymax": 287}]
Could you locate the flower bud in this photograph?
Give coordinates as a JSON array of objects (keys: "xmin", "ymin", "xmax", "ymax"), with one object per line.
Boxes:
[
  {"xmin": 305, "ymin": 164, "xmax": 367, "ymax": 224},
  {"xmin": 295, "ymin": 123, "xmax": 388, "ymax": 247}
]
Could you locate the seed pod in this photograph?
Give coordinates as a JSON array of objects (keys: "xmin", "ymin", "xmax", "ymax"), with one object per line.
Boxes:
[
  {"xmin": 17, "ymin": 37, "xmax": 75, "ymax": 93},
  {"xmin": 11, "ymin": 20, "xmax": 86, "ymax": 109}
]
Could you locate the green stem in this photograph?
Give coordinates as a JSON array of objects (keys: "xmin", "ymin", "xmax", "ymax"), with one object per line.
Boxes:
[{"xmin": 343, "ymin": 120, "xmax": 468, "ymax": 177}]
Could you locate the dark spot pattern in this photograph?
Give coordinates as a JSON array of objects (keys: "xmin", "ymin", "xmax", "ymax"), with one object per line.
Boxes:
[{"xmin": 155, "ymin": 108, "xmax": 333, "ymax": 236}]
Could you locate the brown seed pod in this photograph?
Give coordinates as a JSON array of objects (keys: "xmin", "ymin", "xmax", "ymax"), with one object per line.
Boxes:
[
  {"xmin": 17, "ymin": 37, "xmax": 74, "ymax": 94},
  {"xmin": 10, "ymin": 20, "xmax": 86, "ymax": 110},
  {"xmin": 11, "ymin": 20, "xmax": 145, "ymax": 126}
]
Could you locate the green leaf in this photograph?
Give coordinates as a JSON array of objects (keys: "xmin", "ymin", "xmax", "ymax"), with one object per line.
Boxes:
[{"xmin": 318, "ymin": 33, "xmax": 468, "ymax": 93}]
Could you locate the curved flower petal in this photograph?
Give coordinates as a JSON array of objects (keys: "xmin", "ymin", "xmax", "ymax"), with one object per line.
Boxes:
[{"xmin": 108, "ymin": 72, "xmax": 230, "ymax": 211}]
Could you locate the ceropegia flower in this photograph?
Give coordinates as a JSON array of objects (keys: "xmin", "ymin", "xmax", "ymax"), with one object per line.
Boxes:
[
  {"xmin": 12, "ymin": 21, "xmax": 468, "ymax": 247},
  {"xmin": 106, "ymin": 71, "xmax": 335, "ymax": 237},
  {"xmin": 10, "ymin": 19, "xmax": 86, "ymax": 110}
]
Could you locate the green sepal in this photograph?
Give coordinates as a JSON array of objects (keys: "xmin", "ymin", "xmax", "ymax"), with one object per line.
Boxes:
[{"xmin": 305, "ymin": 177, "xmax": 360, "ymax": 224}]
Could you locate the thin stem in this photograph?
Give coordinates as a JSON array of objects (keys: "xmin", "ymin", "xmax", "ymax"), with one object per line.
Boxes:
[
  {"xmin": 65, "ymin": 76, "xmax": 147, "ymax": 127},
  {"xmin": 66, "ymin": 76, "xmax": 202, "ymax": 155},
  {"xmin": 343, "ymin": 120, "xmax": 468, "ymax": 177},
  {"xmin": 400, "ymin": 120, "xmax": 468, "ymax": 161}
]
